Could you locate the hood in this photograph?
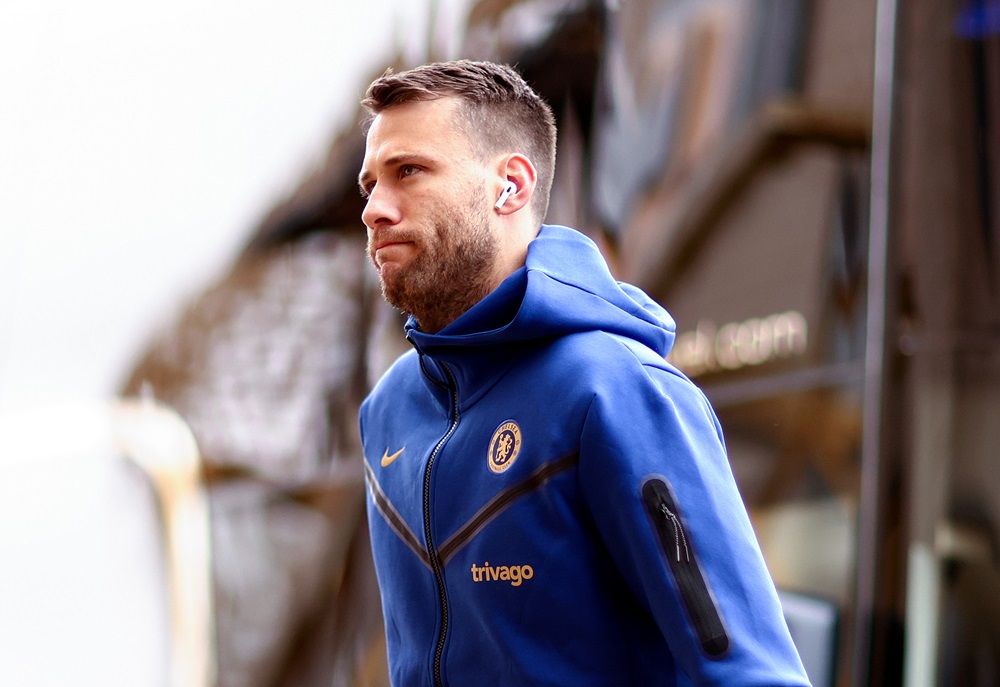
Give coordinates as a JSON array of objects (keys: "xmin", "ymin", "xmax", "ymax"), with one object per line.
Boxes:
[{"xmin": 405, "ymin": 226, "xmax": 675, "ymax": 389}]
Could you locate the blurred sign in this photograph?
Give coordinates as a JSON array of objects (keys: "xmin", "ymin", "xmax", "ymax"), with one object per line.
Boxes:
[{"xmin": 668, "ymin": 310, "xmax": 808, "ymax": 377}]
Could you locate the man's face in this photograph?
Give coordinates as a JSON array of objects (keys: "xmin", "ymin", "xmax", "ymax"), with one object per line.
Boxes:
[{"xmin": 359, "ymin": 97, "xmax": 501, "ymax": 332}]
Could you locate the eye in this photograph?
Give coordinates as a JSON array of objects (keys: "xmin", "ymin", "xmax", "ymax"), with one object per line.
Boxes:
[
  {"xmin": 358, "ymin": 177, "xmax": 374, "ymax": 198},
  {"xmin": 400, "ymin": 164, "xmax": 419, "ymax": 179}
]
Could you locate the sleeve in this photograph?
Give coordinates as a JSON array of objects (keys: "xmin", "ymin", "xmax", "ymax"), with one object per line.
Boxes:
[{"xmin": 578, "ymin": 362, "xmax": 812, "ymax": 686}]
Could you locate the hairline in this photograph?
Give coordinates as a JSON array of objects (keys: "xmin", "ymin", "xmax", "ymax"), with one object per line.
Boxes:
[{"xmin": 364, "ymin": 93, "xmax": 508, "ymax": 160}]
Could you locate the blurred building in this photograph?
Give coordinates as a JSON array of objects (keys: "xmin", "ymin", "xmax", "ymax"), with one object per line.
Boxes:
[{"xmin": 122, "ymin": 0, "xmax": 999, "ymax": 685}]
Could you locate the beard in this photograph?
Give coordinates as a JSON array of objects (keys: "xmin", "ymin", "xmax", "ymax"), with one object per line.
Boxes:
[{"xmin": 368, "ymin": 188, "xmax": 501, "ymax": 333}]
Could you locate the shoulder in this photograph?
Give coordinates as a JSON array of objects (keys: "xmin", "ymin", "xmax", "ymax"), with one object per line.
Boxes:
[
  {"xmin": 544, "ymin": 332, "xmax": 721, "ymax": 438},
  {"xmin": 374, "ymin": 347, "xmax": 420, "ymax": 385},
  {"xmin": 545, "ymin": 330, "xmax": 697, "ymax": 396},
  {"xmin": 361, "ymin": 349, "xmax": 421, "ymax": 414}
]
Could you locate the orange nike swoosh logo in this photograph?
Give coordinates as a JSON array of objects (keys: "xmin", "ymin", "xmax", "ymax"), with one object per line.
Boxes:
[{"xmin": 381, "ymin": 447, "xmax": 405, "ymax": 467}]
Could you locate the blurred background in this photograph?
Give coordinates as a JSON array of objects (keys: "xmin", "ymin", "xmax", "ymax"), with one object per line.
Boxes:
[
  {"xmin": 0, "ymin": 0, "xmax": 467, "ymax": 408},
  {"xmin": 1, "ymin": 0, "xmax": 997, "ymax": 686}
]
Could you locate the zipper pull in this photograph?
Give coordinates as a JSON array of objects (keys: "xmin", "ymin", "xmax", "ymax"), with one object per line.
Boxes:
[{"xmin": 659, "ymin": 502, "xmax": 690, "ymax": 563}]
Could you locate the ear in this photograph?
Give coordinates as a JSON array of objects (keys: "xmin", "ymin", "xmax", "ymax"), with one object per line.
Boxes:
[{"xmin": 493, "ymin": 154, "xmax": 537, "ymax": 216}]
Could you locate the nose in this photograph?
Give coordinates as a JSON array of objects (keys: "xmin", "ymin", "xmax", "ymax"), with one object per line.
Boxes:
[{"xmin": 362, "ymin": 183, "xmax": 401, "ymax": 230}]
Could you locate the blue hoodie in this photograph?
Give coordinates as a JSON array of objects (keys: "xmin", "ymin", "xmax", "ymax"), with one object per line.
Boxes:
[{"xmin": 360, "ymin": 225, "xmax": 811, "ymax": 686}]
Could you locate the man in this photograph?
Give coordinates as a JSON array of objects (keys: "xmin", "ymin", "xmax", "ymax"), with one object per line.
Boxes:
[{"xmin": 357, "ymin": 60, "xmax": 810, "ymax": 686}]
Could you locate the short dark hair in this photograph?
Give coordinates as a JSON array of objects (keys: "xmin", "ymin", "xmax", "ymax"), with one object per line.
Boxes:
[{"xmin": 361, "ymin": 60, "xmax": 557, "ymax": 222}]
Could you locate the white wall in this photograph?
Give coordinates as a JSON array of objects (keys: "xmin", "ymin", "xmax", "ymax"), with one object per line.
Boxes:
[
  {"xmin": 0, "ymin": 0, "xmax": 470, "ymax": 411},
  {"xmin": 0, "ymin": 2, "xmax": 477, "ymax": 681}
]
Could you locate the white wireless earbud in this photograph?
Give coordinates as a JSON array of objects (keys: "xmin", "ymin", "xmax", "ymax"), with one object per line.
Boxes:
[{"xmin": 494, "ymin": 181, "xmax": 517, "ymax": 210}]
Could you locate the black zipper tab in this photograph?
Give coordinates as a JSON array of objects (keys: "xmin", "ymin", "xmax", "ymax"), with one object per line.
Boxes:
[{"xmin": 642, "ymin": 477, "xmax": 730, "ymax": 658}]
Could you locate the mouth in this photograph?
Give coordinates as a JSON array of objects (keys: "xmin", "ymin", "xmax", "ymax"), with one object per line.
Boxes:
[
  {"xmin": 374, "ymin": 238, "xmax": 409, "ymax": 252},
  {"xmin": 371, "ymin": 236, "xmax": 416, "ymax": 268}
]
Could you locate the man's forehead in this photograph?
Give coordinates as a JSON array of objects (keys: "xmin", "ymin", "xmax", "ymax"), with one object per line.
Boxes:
[
  {"xmin": 363, "ymin": 99, "xmax": 470, "ymax": 160},
  {"xmin": 365, "ymin": 96, "xmax": 461, "ymax": 139}
]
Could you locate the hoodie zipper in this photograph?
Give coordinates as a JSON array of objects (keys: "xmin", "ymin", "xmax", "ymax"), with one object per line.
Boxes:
[
  {"xmin": 423, "ymin": 361, "xmax": 459, "ymax": 687},
  {"xmin": 641, "ymin": 478, "xmax": 730, "ymax": 658}
]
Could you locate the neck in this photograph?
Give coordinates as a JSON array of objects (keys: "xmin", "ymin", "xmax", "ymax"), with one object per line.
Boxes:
[
  {"xmin": 410, "ymin": 278, "xmax": 496, "ymax": 334},
  {"xmin": 409, "ymin": 221, "xmax": 539, "ymax": 334}
]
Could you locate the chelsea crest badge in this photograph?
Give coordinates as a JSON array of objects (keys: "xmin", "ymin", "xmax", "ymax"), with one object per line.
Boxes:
[{"xmin": 488, "ymin": 420, "xmax": 522, "ymax": 474}]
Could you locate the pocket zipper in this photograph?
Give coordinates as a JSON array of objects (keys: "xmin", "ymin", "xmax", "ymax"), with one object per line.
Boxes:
[{"xmin": 642, "ymin": 477, "xmax": 730, "ymax": 658}]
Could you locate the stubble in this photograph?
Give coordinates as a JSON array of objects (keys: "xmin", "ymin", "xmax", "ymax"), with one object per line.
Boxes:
[{"xmin": 369, "ymin": 187, "xmax": 500, "ymax": 333}]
